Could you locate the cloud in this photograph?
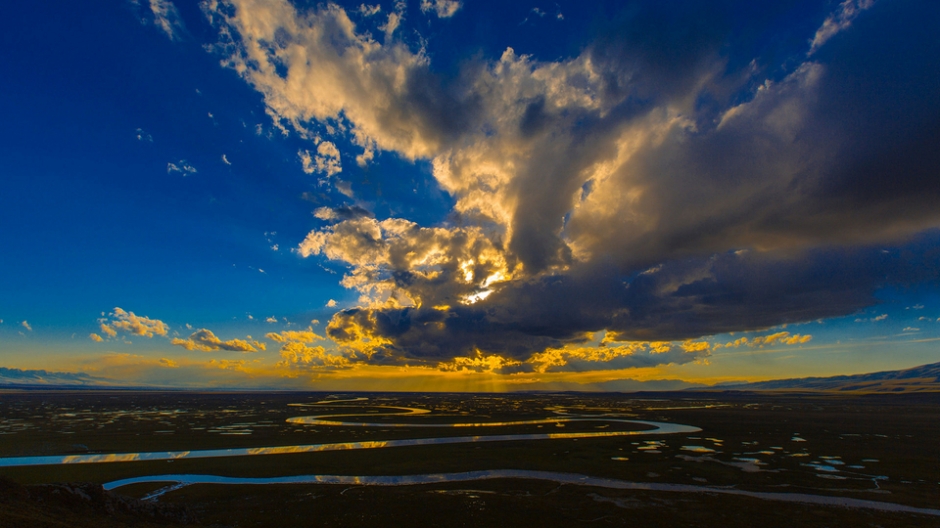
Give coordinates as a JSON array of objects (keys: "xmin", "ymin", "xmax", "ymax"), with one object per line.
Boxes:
[
  {"xmin": 314, "ymin": 204, "xmax": 373, "ymax": 222},
  {"xmin": 420, "ymin": 0, "xmax": 462, "ymax": 18},
  {"xmin": 159, "ymin": 357, "xmax": 180, "ymax": 368},
  {"xmin": 206, "ymin": 0, "xmax": 940, "ymax": 367},
  {"xmin": 808, "ymin": 0, "xmax": 875, "ymax": 56},
  {"xmin": 167, "ymin": 160, "xmax": 197, "ymax": 175},
  {"xmin": 857, "ymin": 313, "xmax": 890, "ymax": 323},
  {"xmin": 170, "ymin": 329, "xmax": 263, "ymax": 352},
  {"xmin": 265, "ymin": 316, "xmax": 278, "ymax": 323},
  {"xmin": 221, "ymin": 153, "xmax": 231, "ymax": 165},
  {"xmin": 379, "ymin": 11, "xmax": 402, "ymax": 42},
  {"xmin": 526, "ymin": 340, "xmax": 711, "ymax": 374},
  {"xmin": 20, "ymin": 321, "xmax": 32, "ymax": 332},
  {"xmin": 208, "ymin": 358, "xmax": 250, "ymax": 372},
  {"xmin": 265, "ymin": 328, "xmax": 324, "ymax": 343},
  {"xmin": 100, "ymin": 323, "xmax": 118, "ymax": 338},
  {"xmin": 276, "ymin": 342, "xmax": 351, "ymax": 369},
  {"xmin": 89, "ymin": 333, "xmax": 104, "ymax": 342},
  {"xmin": 99, "ymin": 307, "xmax": 169, "ymax": 338},
  {"xmin": 714, "ymin": 332, "xmax": 812, "ymax": 349},
  {"xmin": 148, "ymin": 0, "xmax": 186, "ymax": 41},
  {"xmin": 326, "ymin": 299, "xmax": 337, "ymax": 307},
  {"xmin": 359, "ymin": 4, "xmax": 381, "ymax": 17},
  {"xmin": 265, "ymin": 326, "xmax": 349, "ymax": 370},
  {"xmin": 136, "ymin": 128, "xmax": 153, "ymax": 142},
  {"xmin": 299, "ymin": 141, "xmax": 342, "ymax": 178}
]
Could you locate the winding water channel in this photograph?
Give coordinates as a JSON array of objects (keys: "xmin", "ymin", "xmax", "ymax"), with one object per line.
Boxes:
[
  {"xmin": 102, "ymin": 470, "xmax": 940, "ymax": 516},
  {"xmin": 0, "ymin": 417, "xmax": 698, "ymax": 467},
  {"xmin": 3, "ymin": 403, "xmax": 936, "ymax": 517}
]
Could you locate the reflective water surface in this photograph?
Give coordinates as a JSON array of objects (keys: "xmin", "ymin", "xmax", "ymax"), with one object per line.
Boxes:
[
  {"xmin": 0, "ymin": 417, "xmax": 698, "ymax": 467},
  {"xmin": 102, "ymin": 469, "xmax": 940, "ymax": 516}
]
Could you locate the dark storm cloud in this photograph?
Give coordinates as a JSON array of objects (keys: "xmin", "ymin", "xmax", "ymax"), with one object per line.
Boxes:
[{"xmin": 212, "ymin": 0, "xmax": 940, "ymax": 366}]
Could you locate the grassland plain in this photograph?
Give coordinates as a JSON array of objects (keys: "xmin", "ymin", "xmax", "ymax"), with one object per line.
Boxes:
[{"xmin": 0, "ymin": 390, "xmax": 938, "ymax": 527}]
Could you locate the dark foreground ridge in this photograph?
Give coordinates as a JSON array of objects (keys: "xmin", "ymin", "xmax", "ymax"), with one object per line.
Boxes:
[{"xmin": 0, "ymin": 477, "xmax": 195, "ymax": 527}]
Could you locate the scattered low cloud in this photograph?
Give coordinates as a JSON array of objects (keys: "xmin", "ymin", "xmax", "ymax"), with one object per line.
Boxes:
[
  {"xmin": 221, "ymin": 153, "xmax": 231, "ymax": 165},
  {"xmin": 265, "ymin": 328, "xmax": 324, "ymax": 343},
  {"xmin": 170, "ymin": 329, "xmax": 264, "ymax": 352},
  {"xmin": 98, "ymin": 307, "xmax": 169, "ymax": 338},
  {"xmin": 20, "ymin": 321, "xmax": 32, "ymax": 332},
  {"xmin": 136, "ymin": 128, "xmax": 153, "ymax": 142},
  {"xmin": 89, "ymin": 333, "xmax": 104, "ymax": 342},
  {"xmin": 265, "ymin": 316, "xmax": 278, "ymax": 324},
  {"xmin": 855, "ymin": 313, "xmax": 888, "ymax": 323},
  {"xmin": 167, "ymin": 160, "xmax": 197, "ymax": 175},
  {"xmin": 326, "ymin": 299, "xmax": 337, "ymax": 307},
  {"xmin": 714, "ymin": 332, "xmax": 812, "ymax": 349},
  {"xmin": 524, "ymin": 340, "xmax": 711, "ymax": 374}
]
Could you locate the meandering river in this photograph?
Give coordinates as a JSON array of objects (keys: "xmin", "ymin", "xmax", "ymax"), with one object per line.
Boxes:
[{"xmin": 102, "ymin": 469, "xmax": 940, "ymax": 516}]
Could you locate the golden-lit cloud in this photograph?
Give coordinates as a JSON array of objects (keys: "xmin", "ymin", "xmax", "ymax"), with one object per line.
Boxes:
[
  {"xmin": 208, "ymin": 358, "xmax": 251, "ymax": 372},
  {"xmin": 89, "ymin": 333, "xmax": 104, "ymax": 342},
  {"xmin": 276, "ymin": 341, "xmax": 351, "ymax": 370},
  {"xmin": 158, "ymin": 357, "xmax": 179, "ymax": 368},
  {"xmin": 714, "ymin": 332, "xmax": 812, "ymax": 349},
  {"xmin": 265, "ymin": 328, "xmax": 324, "ymax": 343},
  {"xmin": 170, "ymin": 329, "xmax": 263, "ymax": 353},
  {"xmin": 99, "ymin": 307, "xmax": 169, "ymax": 338},
  {"xmin": 527, "ymin": 340, "xmax": 711, "ymax": 374}
]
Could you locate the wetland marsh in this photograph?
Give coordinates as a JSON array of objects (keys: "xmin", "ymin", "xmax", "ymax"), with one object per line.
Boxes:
[{"xmin": 1, "ymin": 390, "xmax": 937, "ymax": 527}]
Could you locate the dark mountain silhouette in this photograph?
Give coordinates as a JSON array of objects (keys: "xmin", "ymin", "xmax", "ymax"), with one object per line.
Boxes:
[{"xmin": 716, "ymin": 362, "xmax": 940, "ymax": 392}]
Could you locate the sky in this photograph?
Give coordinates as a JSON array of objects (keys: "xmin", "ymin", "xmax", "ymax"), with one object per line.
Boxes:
[{"xmin": 2, "ymin": 0, "xmax": 940, "ymax": 391}]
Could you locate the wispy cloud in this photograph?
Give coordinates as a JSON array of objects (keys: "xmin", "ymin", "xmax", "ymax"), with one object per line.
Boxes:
[
  {"xmin": 421, "ymin": 0, "xmax": 462, "ymax": 19},
  {"xmin": 808, "ymin": 0, "xmax": 875, "ymax": 56},
  {"xmin": 148, "ymin": 0, "xmax": 185, "ymax": 41},
  {"xmin": 359, "ymin": 4, "xmax": 381, "ymax": 17}
]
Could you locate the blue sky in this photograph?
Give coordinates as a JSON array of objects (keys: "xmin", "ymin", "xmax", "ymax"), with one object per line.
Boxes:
[{"xmin": 1, "ymin": 0, "xmax": 939, "ymax": 390}]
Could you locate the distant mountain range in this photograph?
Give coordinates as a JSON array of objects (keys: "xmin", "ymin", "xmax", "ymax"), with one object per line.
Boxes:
[
  {"xmin": 3, "ymin": 363, "xmax": 940, "ymax": 393},
  {"xmin": 715, "ymin": 361, "xmax": 940, "ymax": 393},
  {"xmin": 0, "ymin": 367, "xmax": 110, "ymax": 387}
]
